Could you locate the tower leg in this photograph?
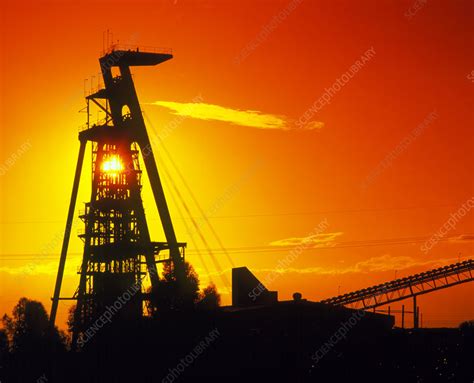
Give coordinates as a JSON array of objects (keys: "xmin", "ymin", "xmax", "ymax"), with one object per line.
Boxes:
[
  {"xmin": 137, "ymin": 137, "xmax": 185, "ymax": 284},
  {"xmin": 129, "ymin": 175, "xmax": 160, "ymax": 289},
  {"xmin": 138, "ymin": 139, "xmax": 182, "ymax": 265},
  {"xmin": 401, "ymin": 304, "xmax": 405, "ymax": 329},
  {"xmin": 413, "ymin": 296, "xmax": 419, "ymax": 329},
  {"xmin": 50, "ymin": 140, "xmax": 87, "ymax": 327}
]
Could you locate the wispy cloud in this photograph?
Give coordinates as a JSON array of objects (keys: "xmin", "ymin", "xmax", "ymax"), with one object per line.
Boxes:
[
  {"xmin": 269, "ymin": 232, "xmax": 343, "ymax": 247},
  {"xmin": 448, "ymin": 234, "xmax": 474, "ymax": 243},
  {"xmin": 147, "ymin": 100, "xmax": 324, "ymax": 131},
  {"xmin": 0, "ymin": 261, "xmax": 77, "ymax": 276},
  {"xmin": 234, "ymin": 255, "xmax": 460, "ymax": 277},
  {"xmin": 348, "ymin": 254, "xmax": 453, "ymax": 273}
]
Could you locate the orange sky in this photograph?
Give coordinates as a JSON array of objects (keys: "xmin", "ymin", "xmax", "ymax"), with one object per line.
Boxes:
[{"xmin": 0, "ymin": 0, "xmax": 473, "ymax": 329}]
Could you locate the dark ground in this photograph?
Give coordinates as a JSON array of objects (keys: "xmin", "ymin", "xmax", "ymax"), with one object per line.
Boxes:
[{"xmin": 1, "ymin": 310, "xmax": 473, "ymax": 383}]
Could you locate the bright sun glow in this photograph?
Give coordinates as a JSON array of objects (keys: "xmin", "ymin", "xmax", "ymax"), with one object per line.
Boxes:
[{"xmin": 101, "ymin": 155, "xmax": 124, "ymax": 173}]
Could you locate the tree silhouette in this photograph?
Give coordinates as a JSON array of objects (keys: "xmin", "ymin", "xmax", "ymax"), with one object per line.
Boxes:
[
  {"xmin": 149, "ymin": 262, "xmax": 221, "ymax": 314},
  {"xmin": 459, "ymin": 320, "xmax": 474, "ymax": 339},
  {"xmin": 196, "ymin": 283, "xmax": 221, "ymax": 310},
  {"xmin": 2, "ymin": 297, "xmax": 66, "ymax": 353},
  {"xmin": 67, "ymin": 304, "xmax": 77, "ymax": 336},
  {"xmin": 150, "ymin": 261, "xmax": 200, "ymax": 313},
  {"xmin": 459, "ymin": 320, "xmax": 474, "ymax": 331},
  {"xmin": 0, "ymin": 329, "xmax": 8, "ymax": 357}
]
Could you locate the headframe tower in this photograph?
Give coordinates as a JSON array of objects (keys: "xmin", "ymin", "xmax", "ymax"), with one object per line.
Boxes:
[{"xmin": 50, "ymin": 45, "xmax": 186, "ymax": 347}]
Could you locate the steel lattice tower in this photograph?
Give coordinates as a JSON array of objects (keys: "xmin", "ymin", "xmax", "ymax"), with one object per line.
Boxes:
[{"xmin": 50, "ymin": 46, "xmax": 186, "ymax": 347}]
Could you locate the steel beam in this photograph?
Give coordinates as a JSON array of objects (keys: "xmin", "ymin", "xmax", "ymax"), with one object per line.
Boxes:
[{"xmin": 50, "ymin": 139, "xmax": 86, "ymax": 327}]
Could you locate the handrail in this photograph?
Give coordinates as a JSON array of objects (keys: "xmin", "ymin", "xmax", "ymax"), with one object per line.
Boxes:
[{"xmin": 102, "ymin": 44, "xmax": 173, "ymax": 56}]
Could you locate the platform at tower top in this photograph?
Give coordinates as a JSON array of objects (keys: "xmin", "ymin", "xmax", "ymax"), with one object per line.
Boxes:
[{"xmin": 100, "ymin": 44, "xmax": 173, "ymax": 67}]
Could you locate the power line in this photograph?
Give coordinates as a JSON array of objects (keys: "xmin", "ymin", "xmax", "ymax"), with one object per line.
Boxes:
[
  {"xmin": 156, "ymin": 153, "xmax": 214, "ymax": 284},
  {"xmin": 144, "ymin": 112, "xmax": 235, "ymax": 268},
  {"xmin": 0, "ymin": 203, "xmax": 463, "ymax": 225},
  {"xmin": 154, "ymin": 147, "xmax": 231, "ymax": 291},
  {"xmin": 0, "ymin": 234, "xmax": 465, "ymax": 260}
]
